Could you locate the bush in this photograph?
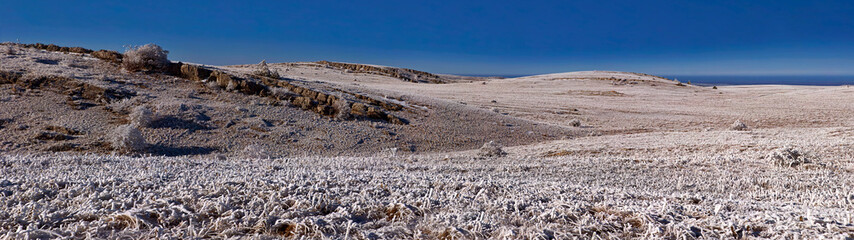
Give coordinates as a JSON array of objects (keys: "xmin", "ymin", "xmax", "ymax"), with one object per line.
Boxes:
[
  {"xmin": 569, "ymin": 119, "xmax": 581, "ymax": 127},
  {"xmin": 242, "ymin": 144, "xmax": 271, "ymax": 159},
  {"xmin": 4, "ymin": 46, "xmax": 15, "ymax": 55},
  {"xmin": 478, "ymin": 141, "xmax": 507, "ymax": 158},
  {"xmin": 122, "ymin": 44, "xmax": 169, "ymax": 72},
  {"xmin": 766, "ymin": 147, "xmax": 810, "ymax": 167},
  {"xmin": 730, "ymin": 120, "xmax": 748, "ymax": 131},
  {"xmin": 129, "ymin": 105, "xmax": 154, "ymax": 128},
  {"xmin": 253, "ymin": 60, "xmax": 279, "ymax": 78},
  {"xmin": 334, "ymin": 99, "xmax": 352, "ymax": 120},
  {"xmin": 109, "ymin": 124, "xmax": 146, "ymax": 153}
]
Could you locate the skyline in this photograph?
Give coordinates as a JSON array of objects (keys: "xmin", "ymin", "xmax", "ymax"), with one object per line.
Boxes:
[{"xmin": 3, "ymin": 1, "xmax": 854, "ymax": 76}]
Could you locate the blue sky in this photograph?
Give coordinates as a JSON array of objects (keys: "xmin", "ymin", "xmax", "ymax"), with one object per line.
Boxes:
[{"xmin": 3, "ymin": 1, "xmax": 854, "ymax": 75}]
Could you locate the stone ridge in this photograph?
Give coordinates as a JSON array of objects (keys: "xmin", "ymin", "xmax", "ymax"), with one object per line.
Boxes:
[
  {"xmin": 316, "ymin": 60, "xmax": 445, "ymax": 84},
  {"xmin": 174, "ymin": 64, "xmax": 409, "ymax": 124},
  {"xmin": 8, "ymin": 42, "xmax": 410, "ymax": 125}
]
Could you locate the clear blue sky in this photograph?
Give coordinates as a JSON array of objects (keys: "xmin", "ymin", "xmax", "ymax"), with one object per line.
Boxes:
[{"xmin": 3, "ymin": 0, "xmax": 854, "ymax": 75}]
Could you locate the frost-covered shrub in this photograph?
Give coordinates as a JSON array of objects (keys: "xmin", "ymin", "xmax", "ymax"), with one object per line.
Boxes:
[
  {"xmin": 122, "ymin": 44, "xmax": 169, "ymax": 72},
  {"xmin": 226, "ymin": 80, "xmax": 237, "ymax": 91},
  {"xmin": 334, "ymin": 99, "xmax": 352, "ymax": 120},
  {"xmin": 766, "ymin": 147, "xmax": 810, "ymax": 167},
  {"xmin": 253, "ymin": 60, "xmax": 279, "ymax": 78},
  {"xmin": 242, "ymin": 144, "xmax": 271, "ymax": 159},
  {"xmin": 569, "ymin": 119, "xmax": 582, "ymax": 127},
  {"xmin": 270, "ymin": 87, "xmax": 295, "ymax": 101},
  {"xmin": 4, "ymin": 46, "xmax": 15, "ymax": 55},
  {"xmin": 478, "ymin": 141, "xmax": 507, "ymax": 158},
  {"xmin": 730, "ymin": 120, "xmax": 748, "ymax": 131},
  {"xmin": 206, "ymin": 80, "xmax": 221, "ymax": 90},
  {"xmin": 109, "ymin": 124, "xmax": 146, "ymax": 153},
  {"xmin": 129, "ymin": 105, "xmax": 154, "ymax": 128}
]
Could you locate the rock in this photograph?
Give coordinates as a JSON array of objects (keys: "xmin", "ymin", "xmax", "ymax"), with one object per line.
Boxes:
[
  {"xmin": 237, "ymin": 79, "xmax": 266, "ymax": 95},
  {"xmin": 315, "ymin": 105, "xmax": 334, "ymax": 116},
  {"xmin": 210, "ymin": 71, "xmax": 233, "ymax": 89},
  {"xmin": 180, "ymin": 64, "xmax": 212, "ymax": 81},
  {"xmin": 91, "ymin": 50, "xmax": 123, "ymax": 63},
  {"xmin": 292, "ymin": 97, "xmax": 315, "ymax": 110},
  {"xmin": 68, "ymin": 47, "xmax": 92, "ymax": 54},
  {"xmin": 315, "ymin": 92, "xmax": 327, "ymax": 103},
  {"xmin": 350, "ymin": 103, "xmax": 368, "ymax": 116},
  {"xmin": 365, "ymin": 106, "xmax": 388, "ymax": 120}
]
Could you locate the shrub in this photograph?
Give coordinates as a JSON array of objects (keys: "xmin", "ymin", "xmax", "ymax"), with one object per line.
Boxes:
[
  {"xmin": 226, "ymin": 80, "xmax": 237, "ymax": 91},
  {"xmin": 129, "ymin": 105, "xmax": 154, "ymax": 128},
  {"xmin": 122, "ymin": 44, "xmax": 169, "ymax": 72},
  {"xmin": 730, "ymin": 120, "xmax": 748, "ymax": 131},
  {"xmin": 242, "ymin": 144, "xmax": 271, "ymax": 159},
  {"xmin": 206, "ymin": 81, "xmax": 221, "ymax": 90},
  {"xmin": 253, "ymin": 60, "xmax": 279, "ymax": 78},
  {"xmin": 270, "ymin": 87, "xmax": 296, "ymax": 100},
  {"xmin": 569, "ymin": 119, "xmax": 582, "ymax": 127},
  {"xmin": 478, "ymin": 141, "xmax": 507, "ymax": 158},
  {"xmin": 109, "ymin": 124, "xmax": 146, "ymax": 153},
  {"xmin": 766, "ymin": 147, "xmax": 810, "ymax": 167},
  {"xmin": 334, "ymin": 99, "xmax": 352, "ymax": 120}
]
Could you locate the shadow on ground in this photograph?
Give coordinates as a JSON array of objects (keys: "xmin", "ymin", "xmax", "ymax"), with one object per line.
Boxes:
[
  {"xmin": 150, "ymin": 116, "xmax": 211, "ymax": 132},
  {"xmin": 148, "ymin": 145, "xmax": 218, "ymax": 156}
]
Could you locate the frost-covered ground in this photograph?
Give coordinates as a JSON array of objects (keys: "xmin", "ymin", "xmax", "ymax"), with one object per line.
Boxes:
[{"xmin": 2, "ymin": 130, "xmax": 853, "ymax": 239}]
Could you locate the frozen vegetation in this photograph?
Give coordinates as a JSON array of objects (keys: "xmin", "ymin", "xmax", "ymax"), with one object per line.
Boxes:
[{"xmin": 1, "ymin": 145, "xmax": 852, "ymax": 239}]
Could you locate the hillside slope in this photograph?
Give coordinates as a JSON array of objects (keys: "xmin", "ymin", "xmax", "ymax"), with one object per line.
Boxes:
[{"xmin": 0, "ymin": 43, "xmax": 582, "ymax": 157}]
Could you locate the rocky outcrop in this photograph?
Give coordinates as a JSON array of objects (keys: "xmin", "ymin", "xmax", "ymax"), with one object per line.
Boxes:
[
  {"xmin": 18, "ymin": 43, "xmax": 94, "ymax": 54},
  {"xmin": 91, "ymin": 50, "xmax": 123, "ymax": 63},
  {"xmin": 166, "ymin": 62, "xmax": 410, "ymax": 124},
  {"xmin": 316, "ymin": 61, "xmax": 445, "ymax": 84},
  {"xmin": 10, "ymin": 43, "xmax": 123, "ymax": 63},
  {"xmin": 0, "ymin": 71, "xmax": 136, "ymax": 106},
  {"xmin": 178, "ymin": 64, "xmax": 212, "ymax": 81}
]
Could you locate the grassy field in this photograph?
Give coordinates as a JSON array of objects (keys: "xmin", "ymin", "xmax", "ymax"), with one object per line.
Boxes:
[{"xmin": 2, "ymin": 139, "xmax": 852, "ymax": 239}]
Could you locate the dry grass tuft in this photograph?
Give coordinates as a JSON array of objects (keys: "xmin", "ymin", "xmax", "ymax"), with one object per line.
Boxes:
[
  {"xmin": 109, "ymin": 124, "xmax": 146, "ymax": 153},
  {"xmin": 4, "ymin": 46, "xmax": 16, "ymax": 55},
  {"xmin": 333, "ymin": 99, "xmax": 352, "ymax": 120},
  {"xmin": 765, "ymin": 147, "xmax": 811, "ymax": 167},
  {"xmin": 731, "ymin": 120, "xmax": 748, "ymax": 131},
  {"xmin": 122, "ymin": 44, "xmax": 169, "ymax": 72},
  {"xmin": 569, "ymin": 118, "xmax": 582, "ymax": 127},
  {"xmin": 478, "ymin": 141, "xmax": 507, "ymax": 158},
  {"xmin": 242, "ymin": 144, "xmax": 271, "ymax": 159},
  {"xmin": 129, "ymin": 105, "xmax": 154, "ymax": 128}
]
